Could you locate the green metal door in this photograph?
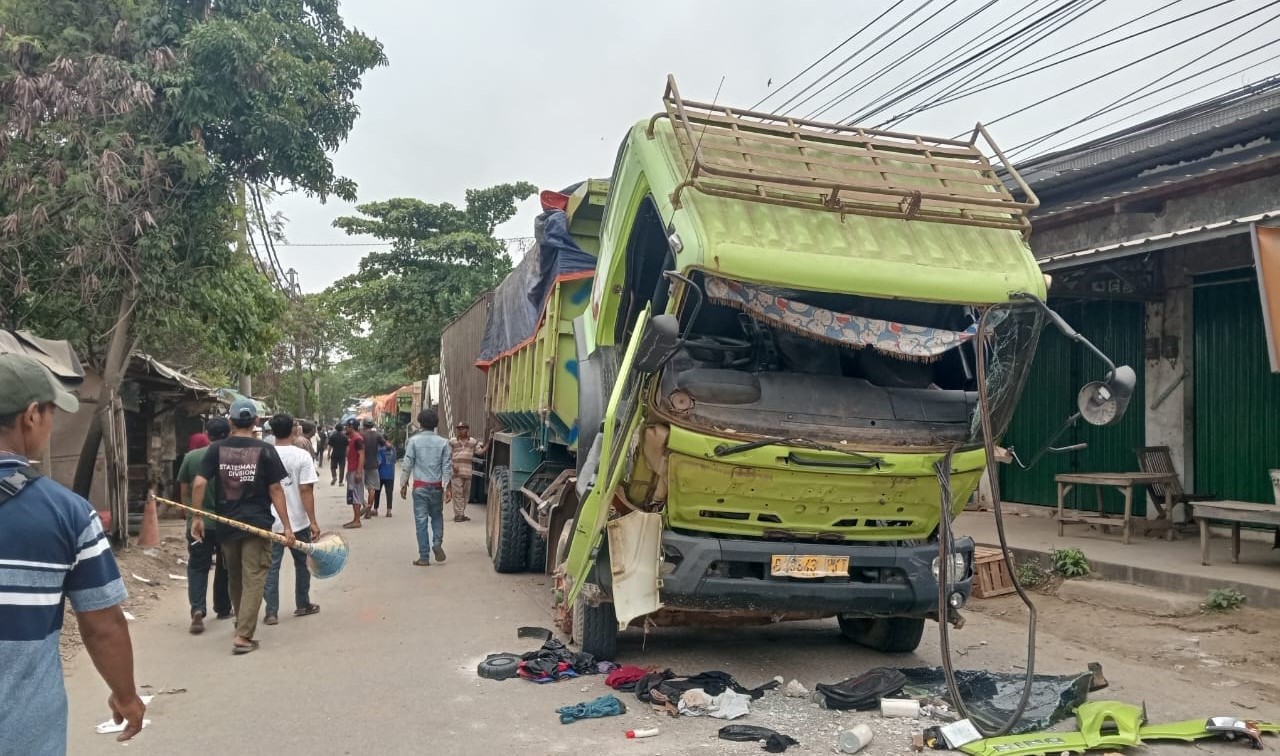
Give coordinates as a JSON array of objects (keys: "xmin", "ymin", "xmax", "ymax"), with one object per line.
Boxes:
[
  {"xmin": 1000, "ymin": 300, "xmax": 1147, "ymax": 513},
  {"xmin": 1194, "ymin": 273, "xmax": 1280, "ymax": 503}
]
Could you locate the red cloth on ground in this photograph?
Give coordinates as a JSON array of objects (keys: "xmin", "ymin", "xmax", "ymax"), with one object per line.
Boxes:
[{"xmin": 605, "ymin": 665, "xmax": 649, "ymax": 690}]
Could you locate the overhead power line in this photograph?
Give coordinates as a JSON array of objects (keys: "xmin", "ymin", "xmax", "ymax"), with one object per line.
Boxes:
[
  {"xmin": 802, "ymin": 0, "xmax": 1000, "ymax": 121},
  {"xmin": 879, "ymin": 0, "xmax": 1236, "ymax": 127},
  {"xmin": 836, "ymin": 0, "xmax": 1091, "ymax": 125},
  {"xmin": 870, "ymin": 0, "xmax": 1112, "ymax": 127},
  {"xmin": 1022, "ymin": 58, "xmax": 1280, "ymax": 160},
  {"xmin": 750, "ymin": 0, "xmax": 909, "ymax": 110},
  {"xmin": 974, "ymin": 0, "xmax": 1280, "ymax": 135},
  {"xmin": 770, "ymin": 0, "xmax": 940, "ymax": 115},
  {"xmin": 1010, "ymin": 28, "xmax": 1280, "ymax": 159}
]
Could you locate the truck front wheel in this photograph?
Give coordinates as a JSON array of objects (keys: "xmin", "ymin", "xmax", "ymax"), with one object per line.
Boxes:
[
  {"xmin": 837, "ymin": 616, "xmax": 925, "ymax": 653},
  {"xmin": 573, "ymin": 587, "xmax": 618, "ymax": 660},
  {"xmin": 486, "ymin": 466, "xmax": 529, "ymax": 573}
]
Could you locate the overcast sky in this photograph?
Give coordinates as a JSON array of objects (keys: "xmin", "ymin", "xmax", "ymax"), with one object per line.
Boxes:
[{"xmin": 275, "ymin": 0, "xmax": 1278, "ymax": 292}]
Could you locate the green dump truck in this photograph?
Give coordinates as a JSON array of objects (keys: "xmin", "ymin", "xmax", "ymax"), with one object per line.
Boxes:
[{"xmin": 470, "ymin": 76, "xmax": 1130, "ymax": 658}]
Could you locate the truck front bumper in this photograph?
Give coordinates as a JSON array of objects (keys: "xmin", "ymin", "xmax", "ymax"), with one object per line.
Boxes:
[{"xmin": 657, "ymin": 530, "xmax": 974, "ymax": 617}]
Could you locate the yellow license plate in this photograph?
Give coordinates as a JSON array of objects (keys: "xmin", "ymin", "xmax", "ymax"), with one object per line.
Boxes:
[{"xmin": 770, "ymin": 555, "xmax": 849, "ymax": 578}]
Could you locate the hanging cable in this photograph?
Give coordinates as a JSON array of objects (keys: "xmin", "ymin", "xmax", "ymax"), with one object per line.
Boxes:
[
  {"xmin": 841, "ymin": 0, "xmax": 1054, "ymax": 123},
  {"xmin": 777, "ymin": 0, "xmax": 941, "ymax": 115},
  {"xmin": 1008, "ymin": 24, "xmax": 1280, "ymax": 159},
  {"xmin": 972, "ymin": 0, "xmax": 1280, "ymax": 135},
  {"xmin": 839, "ymin": 0, "xmax": 1089, "ymax": 125},
  {"xmin": 873, "ymin": 0, "xmax": 1107, "ymax": 127},
  {"xmin": 882, "ymin": 0, "xmax": 1237, "ymax": 126},
  {"xmin": 1022, "ymin": 65, "xmax": 1280, "ymax": 161},
  {"xmin": 801, "ymin": 0, "xmax": 990, "ymax": 120},
  {"xmin": 750, "ymin": 0, "xmax": 909, "ymax": 110}
]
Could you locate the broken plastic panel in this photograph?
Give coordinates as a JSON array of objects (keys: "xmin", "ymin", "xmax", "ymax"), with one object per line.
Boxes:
[{"xmin": 899, "ymin": 666, "xmax": 1093, "ymax": 735}]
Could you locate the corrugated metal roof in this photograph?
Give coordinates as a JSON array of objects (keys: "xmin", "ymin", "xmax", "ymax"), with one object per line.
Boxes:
[
  {"xmin": 0, "ymin": 330, "xmax": 84, "ymax": 383},
  {"xmin": 1040, "ymin": 211, "xmax": 1280, "ymax": 270},
  {"xmin": 133, "ymin": 354, "xmax": 214, "ymax": 395},
  {"xmin": 1019, "ymin": 78, "xmax": 1280, "ymax": 189}
]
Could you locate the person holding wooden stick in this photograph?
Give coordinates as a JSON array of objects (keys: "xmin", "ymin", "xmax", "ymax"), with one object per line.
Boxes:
[{"xmin": 191, "ymin": 398, "xmax": 294, "ymax": 655}]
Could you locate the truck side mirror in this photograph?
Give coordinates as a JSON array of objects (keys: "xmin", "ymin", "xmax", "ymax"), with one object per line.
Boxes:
[
  {"xmin": 1078, "ymin": 365, "xmax": 1136, "ymax": 426},
  {"xmin": 634, "ymin": 314, "xmax": 681, "ymax": 373}
]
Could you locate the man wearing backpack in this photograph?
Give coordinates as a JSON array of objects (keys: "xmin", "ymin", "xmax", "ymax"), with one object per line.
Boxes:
[{"xmin": 0, "ymin": 353, "xmax": 145, "ymax": 753}]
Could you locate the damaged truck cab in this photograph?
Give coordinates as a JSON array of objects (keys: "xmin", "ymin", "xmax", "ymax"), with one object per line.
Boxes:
[{"xmin": 477, "ymin": 77, "xmax": 1053, "ymax": 659}]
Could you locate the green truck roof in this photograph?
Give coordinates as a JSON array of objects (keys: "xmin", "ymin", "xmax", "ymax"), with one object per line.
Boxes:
[{"xmin": 621, "ymin": 79, "xmax": 1047, "ymax": 305}]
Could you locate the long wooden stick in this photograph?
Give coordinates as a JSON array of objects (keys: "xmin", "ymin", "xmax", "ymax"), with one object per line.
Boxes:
[{"xmin": 155, "ymin": 496, "xmax": 314, "ymax": 554}]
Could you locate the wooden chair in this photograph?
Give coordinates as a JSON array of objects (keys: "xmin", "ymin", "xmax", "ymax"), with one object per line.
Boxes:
[{"xmin": 1135, "ymin": 446, "xmax": 1217, "ymax": 524}]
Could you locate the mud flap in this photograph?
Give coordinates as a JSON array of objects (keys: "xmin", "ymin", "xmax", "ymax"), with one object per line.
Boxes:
[{"xmin": 606, "ymin": 510, "xmax": 663, "ymax": 629}]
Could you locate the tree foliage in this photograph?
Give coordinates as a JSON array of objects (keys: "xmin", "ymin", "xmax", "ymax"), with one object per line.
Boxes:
[
  {"xmin": 327, "ymin": 182, "xmax": 537, "ymax": 377},
  {"xmin": 0, "ymin": 0, "xmax": 386, "ymax": 376}
]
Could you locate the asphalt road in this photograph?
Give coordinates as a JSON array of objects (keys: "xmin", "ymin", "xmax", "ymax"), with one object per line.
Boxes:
[{"xmin": 63, "ymin": 482, "xmax": 1274, "ymax": 755}]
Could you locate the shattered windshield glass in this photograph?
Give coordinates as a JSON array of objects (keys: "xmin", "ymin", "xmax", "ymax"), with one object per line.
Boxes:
[{"xmin": 970, "ymin": 303, "xmax": 1043, "ymax": 443}]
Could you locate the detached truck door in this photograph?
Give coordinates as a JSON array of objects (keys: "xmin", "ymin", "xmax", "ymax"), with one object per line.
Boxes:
[{"xmin": 566, "ymin": 310, "xmax": 653, "ymax": 606}]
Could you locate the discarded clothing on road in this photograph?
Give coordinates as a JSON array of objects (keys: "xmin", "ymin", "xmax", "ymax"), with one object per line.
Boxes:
[
  {"xmin": 517, "ymin": 636, "xmax": 599, "ymax": 682},
  {"xmin": 898, "ymin": 666, "xmax": 1094, "ymax": 735},
  {"xmin": 814, "ymin": 667, "xmax": 908, "ymax": 710},
  {"xmin": 557, "ymin": 694, "xmax": 626, "ymax": 724},
  {"xmin": 636, "ymin": 669, "xmax": 779, "ymax": 704},
  {"xmin": 678, "ymin": 688, "xmax": 752, "ymax": 720},
  {"xmin": 718, "ymin": 724, "xmax": 800, "ymax": 753},
  {"xmin": 605, "ymin": 664, "xmax": 650, "ymax": 691}
]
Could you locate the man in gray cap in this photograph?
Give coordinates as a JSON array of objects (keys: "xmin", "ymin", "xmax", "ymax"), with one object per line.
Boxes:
[
  {"xmin": 191, "ymin": 397, "xmax": 294, "ymax": 654},
  {"xmin": 0, "ymin": 353, "xmax": 145, "ymax": 751}
]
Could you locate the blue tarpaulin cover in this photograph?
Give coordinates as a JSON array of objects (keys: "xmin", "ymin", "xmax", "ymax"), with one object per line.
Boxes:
[{"xmin": 477, "ymin": 209, "xmax": 595, "ymax": 366}]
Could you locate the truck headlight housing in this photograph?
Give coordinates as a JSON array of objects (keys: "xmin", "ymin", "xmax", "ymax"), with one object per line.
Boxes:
[{"xmin": 931, "ymin": 553, "xmax": 968, "ymax": 583}]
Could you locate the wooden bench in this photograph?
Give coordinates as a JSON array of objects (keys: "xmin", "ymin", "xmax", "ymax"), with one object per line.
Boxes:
[{"xmin": 1194, "ymin": 500, "xmax": 1280, "ymax": 565}]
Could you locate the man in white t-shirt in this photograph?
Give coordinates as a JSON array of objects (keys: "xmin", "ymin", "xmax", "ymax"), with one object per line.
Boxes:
[{"xmin": 263, "ymin": 414, "xmax": 321, "ymax": 625}]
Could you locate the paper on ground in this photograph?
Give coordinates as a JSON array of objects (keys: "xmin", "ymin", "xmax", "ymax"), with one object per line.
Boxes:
[{"xmin": 95, "ymin": 718, "xmax": 150, "ymax": 735}]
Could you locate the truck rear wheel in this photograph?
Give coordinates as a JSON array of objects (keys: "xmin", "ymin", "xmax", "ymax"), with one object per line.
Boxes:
[
  {"xmin": 528, "ymin": 528, "xmax": 548, "ymax": 574},
  {"xmin": 838, "ymin": 616, "xmax": 925, "ymax": 653},
  {"xmin": 486, "ymin": 466, "xmax": 529, "ymax": 573},
  {"xmin": 573, "ymin": 587, "xmax": 618, "ymax": 660}
]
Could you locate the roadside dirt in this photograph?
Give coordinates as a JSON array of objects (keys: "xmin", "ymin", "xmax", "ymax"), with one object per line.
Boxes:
[{"xmin": 60, "ymin": 527, "xmax": 188, "ymax": 660}]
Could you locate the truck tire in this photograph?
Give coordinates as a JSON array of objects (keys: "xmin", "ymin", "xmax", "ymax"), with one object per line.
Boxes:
[
  {"xmin": 528, "ymin": 528, "xmax": 548, "ymax": 574},
  {"xmin": 486, "ymin": 466, "xmax": 529, "ymax": 573},
  {"xmin": 837, "ymin": 616, "xmax": 926, "ymax": 653},
  {"xmin": 573, "ymin": 587, "xmax": 618, "ymax": 660}
]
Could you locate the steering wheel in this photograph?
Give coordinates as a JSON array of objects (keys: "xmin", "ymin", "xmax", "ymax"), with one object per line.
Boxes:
[
  {"xmin": 683, "ymin": 334, "xmax": 752, "ymax": 353},
  {"xmin": 683, "ymin": 334, "xmax": 754, "ymax": 368}
]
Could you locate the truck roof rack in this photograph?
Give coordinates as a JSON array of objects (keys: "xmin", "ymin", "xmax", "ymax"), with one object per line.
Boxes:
[{"xmin": 647, "ymin": 75, "xmax": 1039, "ymax": 235}]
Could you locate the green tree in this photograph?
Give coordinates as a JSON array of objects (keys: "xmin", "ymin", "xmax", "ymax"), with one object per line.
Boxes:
[
  {"xmin": 327, "ymin": 182, "xmax": 537, "ymax": 377},
  {"xmin": 0, "ymin": 0, "xmax": 385, "ymax": 517}
]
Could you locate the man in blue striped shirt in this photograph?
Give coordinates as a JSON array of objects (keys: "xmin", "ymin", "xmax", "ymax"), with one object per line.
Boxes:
[{"xmin": 0, "ymin": 353, "xmax": 144, "ymax": 755}]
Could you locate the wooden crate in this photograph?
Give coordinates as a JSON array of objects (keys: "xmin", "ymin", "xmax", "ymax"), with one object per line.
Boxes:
[{"xmin": 972, "ymin": 546, "xmax": 1015, "ymax": 598}]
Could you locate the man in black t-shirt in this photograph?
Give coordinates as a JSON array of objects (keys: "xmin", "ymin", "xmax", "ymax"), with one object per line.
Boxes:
[
  {"xmin": 328, "ymin": 426, "xmax": 348, "ymax": 486},
  {"xmin": 191, "ymin": 398, "xmax": 294, "ymax": 654}
]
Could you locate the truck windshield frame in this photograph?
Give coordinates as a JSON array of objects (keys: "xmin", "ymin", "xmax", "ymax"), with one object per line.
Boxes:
[{"xmin": 654, "ymin": 277, "xmax": 1043, "ymax": 450}]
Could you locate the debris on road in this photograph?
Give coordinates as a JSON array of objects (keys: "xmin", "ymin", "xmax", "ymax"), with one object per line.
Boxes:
[
  {"xmin": 783, "ymin": 679, "xmax": 808, "ymax": 698},
  {"xmin": 837, "ymin": 723, "xmax": 874, "ymax": 753},
  {"xmin": 814, "ymin": 668, "xmax": 907, "ymax": 710},
  {"xmin": 880, "ymin": 698, "xmax": 920, "ymax": 718},
  {"xmin": 677, "ymin": 688, "xmax": 751, "ymax": 720},
  {"xmin": 718, "ymin": 724, "xmax": 800, "ymax": 753},
  {"xmin": 167, "ymin": 574, "xmax": 187, "ymax": 581},
  {"xmin": 557, "ymin": 694, "xmax": 625, "ymax": 724},
  {"xmin": 624, "ymin": 727, "xmax": 659, "ymax": 739},
  {"xmin": 94, "ymin": 717, "xmax": 150, "ymax": 735},
  {"xmin": 898, "ymin": 666, "xmax": 1094, "ymax": 735},
  {"xmin": 477, "ymin": 652, "xmax": 521, "ymax": 681},
  {"xmin": 131, "ymin": 573, "xmax": 152, "ymax": 585}
]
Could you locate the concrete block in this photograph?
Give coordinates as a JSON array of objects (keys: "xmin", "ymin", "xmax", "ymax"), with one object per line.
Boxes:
[{"xmin": 1057, "ymin": 579, "xmax": 1202, "ymax": 617}]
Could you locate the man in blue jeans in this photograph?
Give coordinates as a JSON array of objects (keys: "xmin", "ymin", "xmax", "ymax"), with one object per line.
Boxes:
[{"xmin": 400, "ymin": 409, "xmax": 451, "ymax": 567}]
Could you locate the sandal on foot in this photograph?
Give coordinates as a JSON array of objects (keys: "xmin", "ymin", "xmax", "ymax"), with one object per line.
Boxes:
[
  {"xmin": 412, "ymin": 559, "xmax": 430, "ymax": 567},
  {"xmin": 342, "ymin": 521, "xmax": 362, "ymax": 529},
  {"xmin": 294, "ymin": 604, "xmax": 320, "ymax": 617},
  {"xmin": 232, "ymin": 640, "xmax": 260, "ymax": 655}
]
